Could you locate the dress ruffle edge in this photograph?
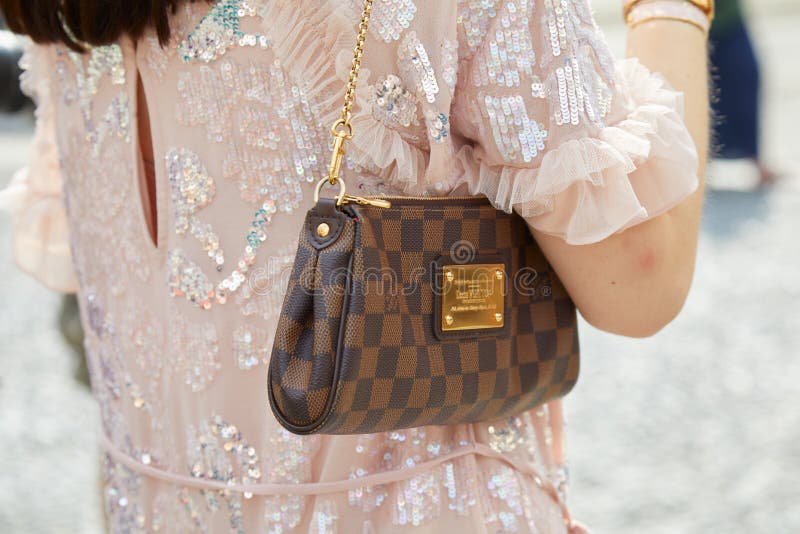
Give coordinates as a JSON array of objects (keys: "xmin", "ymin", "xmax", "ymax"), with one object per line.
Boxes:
[
  {"xmin": 262, "ymin": 3, "xmax": 699, "ymax": 246},
  {"xmin": 0, "ymin": 43, "xmax": 78, "ymax": 293},
  {"xmin": 260, "ymin": 1, "xmax": 430, "ymax": 194},
  {"xmin": 453, "ymin": 58, "xmax": 700, "ymax": 245}
]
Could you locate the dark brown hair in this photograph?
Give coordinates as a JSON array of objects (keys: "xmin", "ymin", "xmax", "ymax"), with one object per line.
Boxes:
[{"xmin": 1, "ymin": 0, "xmax": 202, "ymax": 51}]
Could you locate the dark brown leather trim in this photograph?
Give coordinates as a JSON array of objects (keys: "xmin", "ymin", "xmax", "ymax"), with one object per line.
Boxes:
[
  {"xmin": 307, "ymin": 198, "xmax": 348, "ymax": 250},
  {"xmin": 268, "ymin": 223, "xmax": 358, "ymax": 435}
]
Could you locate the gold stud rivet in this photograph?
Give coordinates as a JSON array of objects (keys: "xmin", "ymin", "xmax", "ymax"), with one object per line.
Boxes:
[
  {"xmin": 495, "ymin": 313, "xmax": 503, "ymax": 323},
  {"xmin": 445, "ymin": 315, "xmax": 455, "ymax": 326},
  {"xmin": 317, "ymin": 223, "xmax": 330, "ymax": 238},
  {"xmin": 495, "ymin": 269, "xmax": 504, "ymax": 280},
  {"xmin": 445, "ymin": 270, "xmax": 455, "ymax": 283}
]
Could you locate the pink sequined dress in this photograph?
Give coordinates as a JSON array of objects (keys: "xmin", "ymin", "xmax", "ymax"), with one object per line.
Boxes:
[{"xmin": 2, "ymin": 1, "xmax": 698, "ymax": 532}]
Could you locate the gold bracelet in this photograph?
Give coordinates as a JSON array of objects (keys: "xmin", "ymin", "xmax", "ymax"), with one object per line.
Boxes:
[
  {"xmin": 626, "ymin": 1, "xmax": 712, "ymax": 34},
  {"xmin": 624, "ymin": 0, "xmax": 715, "ymax": 21}
]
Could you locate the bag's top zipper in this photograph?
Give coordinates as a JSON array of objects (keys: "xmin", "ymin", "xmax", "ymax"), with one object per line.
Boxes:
[{"xmin": 340, "ymin": 193, "xmax": 490, "ymax": 209}]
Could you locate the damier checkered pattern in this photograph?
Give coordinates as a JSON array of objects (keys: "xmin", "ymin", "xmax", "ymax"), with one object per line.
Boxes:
[
  {"xmin": 269, "ymin": 207, "xmax": 357, "ymax": 428},
  {"xmin": 268, "ymin": 198, "xmax": 579, "ymax": 435}
]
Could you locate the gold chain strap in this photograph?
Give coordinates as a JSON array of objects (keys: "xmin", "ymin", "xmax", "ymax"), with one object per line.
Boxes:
[
  {"xmin": 340, "ymin": 0, "xmax": 374, "ymax": 128},
  {"xmin": 323, "ymin": 0, "xmax": 374, "ymax": 201}
]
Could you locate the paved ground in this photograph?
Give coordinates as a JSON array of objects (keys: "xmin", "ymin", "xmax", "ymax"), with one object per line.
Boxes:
[{"xmin": 0, "ymin": 4, "xmax": 798, "ymax": 534}]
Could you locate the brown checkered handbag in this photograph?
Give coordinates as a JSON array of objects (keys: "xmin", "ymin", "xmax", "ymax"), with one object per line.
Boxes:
[{"xmin": 267, "ymin": 0, "xmax": 580, "ymax": 435}]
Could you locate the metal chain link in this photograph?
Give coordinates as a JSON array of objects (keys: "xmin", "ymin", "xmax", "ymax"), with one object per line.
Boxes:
[
  {"xmin": 325, "ymin": 0, "xmax": 374, "ymax": 187},
  {"xmin": 341, "ymin": 0, "xmax": 374, "ymax": 125}
]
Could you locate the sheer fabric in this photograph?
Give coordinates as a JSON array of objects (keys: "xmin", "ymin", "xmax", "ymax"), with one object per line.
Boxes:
[{"xmin": 3, "ymin": 1, "xmax": 698, "ymax": 532}]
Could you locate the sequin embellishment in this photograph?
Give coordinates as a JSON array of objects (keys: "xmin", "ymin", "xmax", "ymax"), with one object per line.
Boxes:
[
  {"xmin": 371, "ymin": 75, "xmax": 420, "ymax": 130},
  {"xmin": 483, "ymin": 94, "xmax": 548, "ymax": 162},
  {"xmin": 349, "ymin": 0, "xmax": 417, "ymax": 43},
  {"xmin": 471, "ymin": 0, "xmax": 535, "ymax": 88},
  {"xmin": 441, "ymin": 39, "xmax": 459, "ymax": 94},
  {"xmin": 185, "ymin": 416, "xmax": 262, "ymax": 532},
  {"xmin": 458, "ymin": 0, "xmax": 500, "ymax": 59},
  {"xmin": 179, "ymin": 0, "xmax": 270, "ymax": 63},
  {"xmin": 398, "ymin": 31, "xmax": 440, "ymax": 104},
  {"xmin": 103, "ymin": 454, "xmax": 146, "ymax": 533},
  {"xmin": 232, "ymin": 325, "xmax": 271, "ymax": 370},
  {"xmin": 488, "ymin": 416, "xmax": 526, "ymax": 453},
  {"xmin": 177, "ymin": 59, "xmax": 322, "ymax": 201},
  {"xmin": 170, "ymin": 307, "xmax": 221, "ymax": 392},
  {"xmin": 214, "ymin": 202, "xmax": 277, "ymax": 305},
  {"xmin": 262, "ymin": 427, "xmax": 321, "ymax": 531},
  {"xmin": 311, "ymin": 500, "xmax": 338, "ymax": 534},
  {"xmin": 531, "ymin": 75, "xmax": 547, "ymax": 98},
  {"xmin": 167, "ymin": 250, "xmax": 215, "ymax": 310},
  {"xmin": 541, "ymin": 0, "xmax": 614, "ymax": 127},
  {"xmin": 166, "ymin": 148, "xmax": 225, "ymax": 269},
  {"xmin": 146, "ymin": 5, "xmax": 191, "ymax": 80},
  {"xmin": 235, "ymin": 244, "xmax": 296, "ymax": 320},
  {"xmin": 425, "ymin": 110, "xmax": 450, "ymax": 143},
  {"xmin": 543, "ymin": 0, "xmax": 570, "ymax": 58},
  {"xmin": 57, "ymin": 46, "xmax": 129, "ymax": 155},
  {"xmin": 555, "ymin": 59, "xmax": 581, "ymax": 126},
  {"xmin": 347, "ymin": 429, "xmax": 480, "ymax": 526}
]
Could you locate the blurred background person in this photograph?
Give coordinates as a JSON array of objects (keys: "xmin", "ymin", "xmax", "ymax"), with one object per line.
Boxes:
[{"xmin": 709, "ymin": 0, "xmax": 778, "ymax": 187}]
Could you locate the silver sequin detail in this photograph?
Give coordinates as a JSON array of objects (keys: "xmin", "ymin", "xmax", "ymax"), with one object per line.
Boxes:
[
  {"xmin": 57, "ymin": 46, "xmax": 129, "ymax": 155},
  {"xmin": 354, "ymin": 0, "xmax": 417, "ymax": 43},
  {"xmin": 170, "ymin": 308, "xmax": 221, "ymax": 392},
  {"xmin": 310, "ymin": 500, "xmax": 338, "ymax": 534},
  {"xmin": 167, "ymin": 250, "xmax": 215, "ymax": 310},
  {"xmin": 177, "ymin": 59, "xmax": 321, "ymax": 201},
  {"xmin": 179, "ymin": 0, "xmax": 270, "ymax": 63},
  {"xmin": 262, "ymin": 428, "xmax": 321, "ymax": 531},
  {"xmin": 371, "ymin": 74, "xmax": 420, "ymax": 130},
  {"xmin": 425, "ymin": 110, "xmax": 450, "ymax": 143},
  {"xmin": 530, "ymin": 74, "xmax": 547, "ymax": 98},
  {"xmin": 458, "ymin": 0, "xmax": 500, "ymax": 59},
  {"xmin": 235, "ymin": 244, "xmax": 296, "ymax": 320},
  {"xmin": 441, "ymin": 38, "xmax": 459, "ymax": 94},
  {"xmin": 543, "ymin": 0, "xmax": 570, "ymax": 58},
  {"xmin": 471, "ymin": 0, "xmax": 535, "ymax": 88},
  {"xmin": 186, "ymin": 416, "xmax": 262, "ymax": 533},
  {"xmin": 103, "ymin": 454, "xmax": 146, "ymax": 533},
  {"xmin": 542, "ymin": 0, "xmax": 614, "ymax": 127},
  {"xmin": 488, "ymin": 416, "xmax": 526, "ymax": 453},
  {"xmin": 398, "ymin": 31, "xmax": 440, "ymax": 104},
  {"xmin": 554, "ymin": 58, "xmax": 583, "ymax": 126},
  {"xmin": 483, "ymin": 94, "xmax": 548, "ymax": 162},
  {"xmin": 485, "ymin": 467, "xmax": 525, "ymax": 531},
  {"xmin": 166, "ymin": 148, "xmax": 225, "ymax": 269},
  {"xmin": 232, "ymin": 325, "xmax": 271, "ymax": 370},
  {"xmin": 347, "ymin": 429, "xmax": 479, "ymax": 525},
  {"xmin": 214, "ymin": 201, "xmax": 277, "ymax": 304}
]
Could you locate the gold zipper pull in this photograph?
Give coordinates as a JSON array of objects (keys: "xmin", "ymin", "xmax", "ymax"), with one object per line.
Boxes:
[{"xmin": 341, "ymin": 194, "xmax": 392, "ymax": 209}]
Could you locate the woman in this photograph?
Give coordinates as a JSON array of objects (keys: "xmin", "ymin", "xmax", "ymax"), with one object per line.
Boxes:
[{"xmin": 1, "ymin": 0, "xmax": 708, "ymax": 532}]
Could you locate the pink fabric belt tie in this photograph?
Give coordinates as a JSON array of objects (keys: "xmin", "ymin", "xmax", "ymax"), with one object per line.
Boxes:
[{"xmin": 99, "ymin": 432, "xmax": 589, "ymax": 532}]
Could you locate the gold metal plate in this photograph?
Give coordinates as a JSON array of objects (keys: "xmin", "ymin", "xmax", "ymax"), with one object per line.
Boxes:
[{"xmin": 441, "ymin": 263, "xmax": 506, "ymax": 332}]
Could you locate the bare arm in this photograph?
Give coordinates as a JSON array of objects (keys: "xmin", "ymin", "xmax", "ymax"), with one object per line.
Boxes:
[{"xmin": 531, "ymin": 18, "xmax": 710, "ymax": 338}]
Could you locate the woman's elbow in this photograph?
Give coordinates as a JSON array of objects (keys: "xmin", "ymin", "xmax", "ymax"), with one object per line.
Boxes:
[{"xmin": 579, "ymin": 271, "xmax": 694, "ymax": 339}]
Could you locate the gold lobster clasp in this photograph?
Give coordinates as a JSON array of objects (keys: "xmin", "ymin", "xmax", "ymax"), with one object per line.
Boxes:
[{"xmin": 327, "ymin": 119, "xmax": 353, "ymax": 183}]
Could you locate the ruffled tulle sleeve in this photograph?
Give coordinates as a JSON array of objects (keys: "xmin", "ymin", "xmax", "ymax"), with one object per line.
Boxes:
[
  {"xmin": 0, "ymin": 42, "xmax": 78, "ymax": 292},
  {"xmin": 450, "ymin": 0, "xmax": 699, "ymax": 245}
]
